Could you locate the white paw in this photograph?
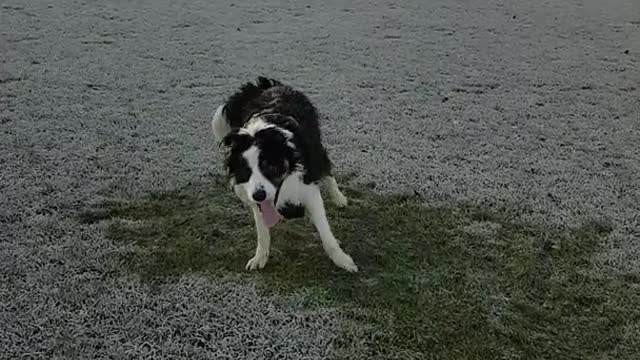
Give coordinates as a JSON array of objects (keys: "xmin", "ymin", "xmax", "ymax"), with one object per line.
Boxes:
[
  {"xmin": 245, "ymin": 252, "xmax": 269, "ymax": 271},
  {"xmin": 332, "ymin": 191, "xmax": 348, "ymax": 207},
  {"xmin": 329, "ymin": 250, "xmax": 358, "ymax": 272}
]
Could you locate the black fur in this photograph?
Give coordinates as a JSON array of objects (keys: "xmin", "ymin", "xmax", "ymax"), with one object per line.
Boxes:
[
  {"xmin": 222, "ymin": 77, "xmax": 333, "ymax": 185},
  {"xmin": 253, "ymin": 127, "xmax": 297, "ymax": 185},
  {"xmin": 223, "ymin": 132, "xmax": 253, "ymax": 184},
  {"xmin": 224, "ymin": 77, "xmax": 283, "ymax": 128},
  {"xmin": 278, "ymin": 202, "xmax": 306, "ymax": 219}
]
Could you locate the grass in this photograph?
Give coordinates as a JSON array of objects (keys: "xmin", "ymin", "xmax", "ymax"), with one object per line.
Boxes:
[{"xmin": 80, "ymin": 176, "xmax": 640, "ymax": 359}]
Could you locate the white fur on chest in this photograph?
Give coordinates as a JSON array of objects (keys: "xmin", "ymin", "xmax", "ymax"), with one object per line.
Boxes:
[{"xmin": 275, "ymin": 171, "xmax": 314, "ymax": 208}]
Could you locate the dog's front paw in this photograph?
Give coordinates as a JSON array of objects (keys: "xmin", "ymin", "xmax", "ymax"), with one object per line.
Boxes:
[
  {"xmin": 245, "ymin": 252, "xmax": 269, "ymax": 271},
  {"xmin": 332, "ymin": 191, "xmax": 348, "ymax": 208},
  {"xmin": 329, "ymin": 250, "xmax": 358, "ymax": 272}
]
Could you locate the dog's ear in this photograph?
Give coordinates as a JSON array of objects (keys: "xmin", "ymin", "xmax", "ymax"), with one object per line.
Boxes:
[
  {"xmin": 262, "ymin": 114, "xmax": 300, "ymax": 133},
  {"xmin": 221, "ymin": 130, "xmax": 252, "ymax": 150},
  {"xmin": 221, "ymin": 130, "xmax": 237, "ymax": 148},
  {"xmin": 277, "ymin": 115, "xmax": 299, "ymax": 131}
]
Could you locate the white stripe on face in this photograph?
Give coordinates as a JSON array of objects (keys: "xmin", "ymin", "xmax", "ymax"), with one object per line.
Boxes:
[{"xmin": 242, "ymin": 145, "xmax": 277, "ymax": 202}]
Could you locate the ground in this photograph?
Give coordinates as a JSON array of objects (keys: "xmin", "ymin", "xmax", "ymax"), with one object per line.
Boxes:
[{"xmin": 1, "ymin": 0, "xmax": 639, "ymax": 359}]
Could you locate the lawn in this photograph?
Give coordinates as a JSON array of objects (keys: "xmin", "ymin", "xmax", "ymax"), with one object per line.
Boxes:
[{"xmin": 79, "ymin": 175, "xmax": 640, "ymax": 359}]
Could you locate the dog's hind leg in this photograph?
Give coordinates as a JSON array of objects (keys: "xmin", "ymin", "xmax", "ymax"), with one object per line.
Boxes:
[
  {"xmin": 322, "ymin": 176, "xmax": 348, "ymax": 207},
  {"xmin": 245, "ymin": 205, "xmax": 271, "ymax": 270},
  {"xmin": 211, "ymin": 104, "xmax": 231, "ymax": 143},
  {"xmin": 305, "ymin": 185, "xmax": 357, "ymax": 272}
]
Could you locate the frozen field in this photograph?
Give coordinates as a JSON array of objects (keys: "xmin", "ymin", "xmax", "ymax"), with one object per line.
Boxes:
[{"xmin": 1, "ymin": 0, "xmax": 639, "ymax": 358}]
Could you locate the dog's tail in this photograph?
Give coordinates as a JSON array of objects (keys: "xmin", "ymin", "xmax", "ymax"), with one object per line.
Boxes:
[{"xmin": 211, "ymin": 104, "xmax": 230, "ymax": 143}]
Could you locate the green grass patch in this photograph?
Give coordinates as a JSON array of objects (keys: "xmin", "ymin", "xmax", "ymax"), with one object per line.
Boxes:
[{"xmin": 81, "ymin": 176, "xmax": 640, "ymax": 359}]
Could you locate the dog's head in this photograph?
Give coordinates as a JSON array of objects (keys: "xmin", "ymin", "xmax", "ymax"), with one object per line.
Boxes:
[{"xmin": 222, "ymin": 114, "xmax": 299, "ymax": 205}]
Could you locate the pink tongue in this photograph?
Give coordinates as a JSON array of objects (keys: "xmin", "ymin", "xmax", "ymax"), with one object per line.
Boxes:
[{"xmin": 259, "ymin": 201, "xmax": 283, "ymax": 227}]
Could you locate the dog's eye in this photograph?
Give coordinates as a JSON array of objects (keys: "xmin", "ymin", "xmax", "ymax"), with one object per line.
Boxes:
[
  {"xmin": 232, "ymin": 159, "xmax": 251, "ymax": 183},
  {"xmin": 261, "ymin": 161, "xmax": 282, "ymax": 177}
]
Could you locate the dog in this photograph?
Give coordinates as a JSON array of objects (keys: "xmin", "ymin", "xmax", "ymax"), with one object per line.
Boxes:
[{"xmin": 211, "ymin": 77, "xmax": 358, "ymax": 272}]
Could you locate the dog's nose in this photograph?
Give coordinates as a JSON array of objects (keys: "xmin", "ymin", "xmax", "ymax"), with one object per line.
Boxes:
[{"xmin": 252, "ymin": 189, "xmax": 267, "ymax": 202}]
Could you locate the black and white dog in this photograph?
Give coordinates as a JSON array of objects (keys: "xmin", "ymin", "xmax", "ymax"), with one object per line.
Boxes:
[{"xmin": 211, "ymin": 77, "xmax": 357, "ymax": 272}]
